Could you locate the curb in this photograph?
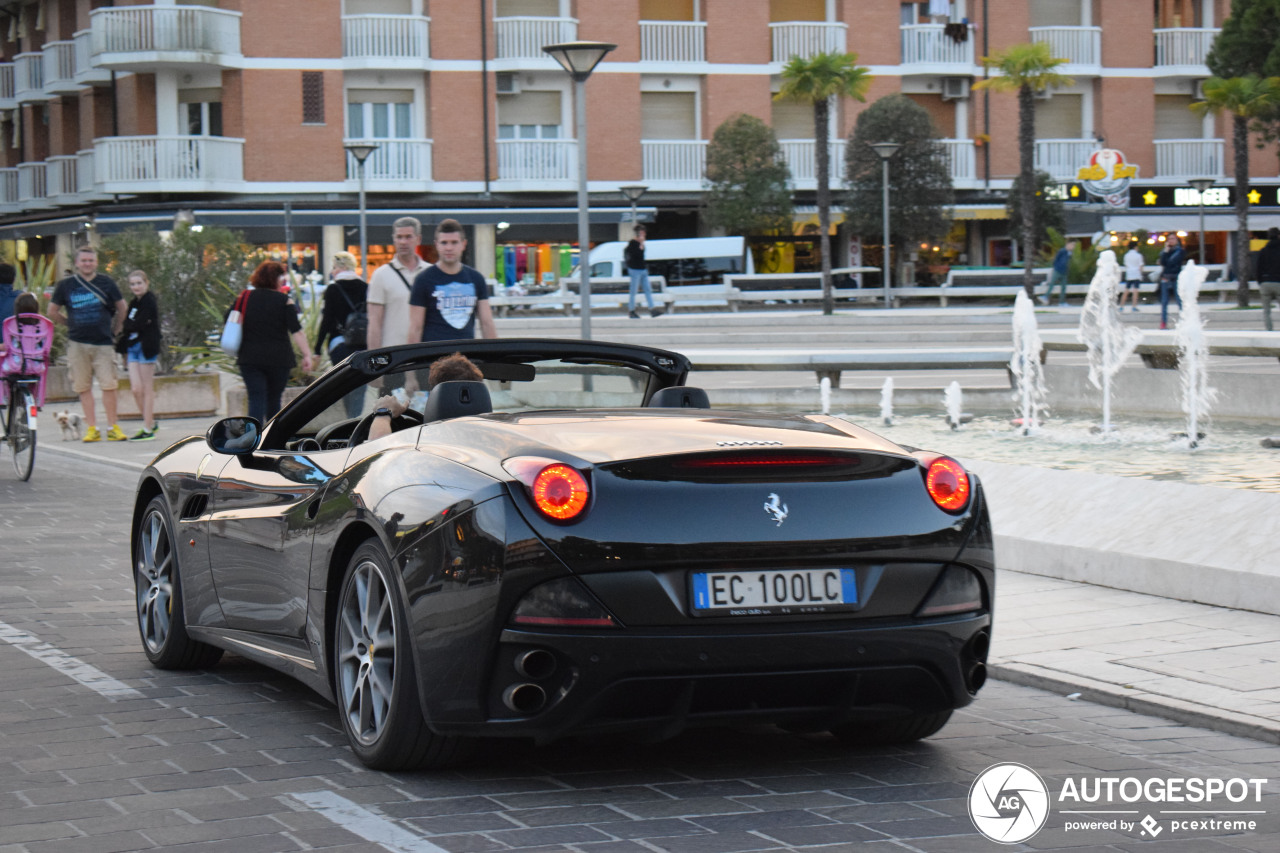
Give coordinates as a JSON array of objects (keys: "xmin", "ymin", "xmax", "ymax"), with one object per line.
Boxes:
[{"xmin": 987, "ymin": 663, "xmax": 1280, "ymax": 746}]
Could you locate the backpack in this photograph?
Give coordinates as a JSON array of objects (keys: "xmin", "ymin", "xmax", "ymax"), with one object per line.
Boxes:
[{"xmin": 335, "ymin": 284, "xmax": 368, "ymax": 350}]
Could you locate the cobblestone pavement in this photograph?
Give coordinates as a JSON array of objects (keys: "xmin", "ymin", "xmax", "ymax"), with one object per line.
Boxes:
[{"xmin": 1, "ymin": 453, "xmax": 1277, "ymax": 852}]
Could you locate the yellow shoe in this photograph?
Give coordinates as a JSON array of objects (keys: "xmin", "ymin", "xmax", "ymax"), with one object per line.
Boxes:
[
  {"xmin": 82, "ymin": 425, "xmax": 101, "ymax": 442},
  {"xmin": 106, "ymin": 424, "xmax": 128, "ymax": 441}
]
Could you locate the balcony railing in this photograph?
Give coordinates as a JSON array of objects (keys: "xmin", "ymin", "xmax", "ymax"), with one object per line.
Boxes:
[
  {"xmin": 46, "ymin": 155, "xmax": 79, "ymax": 199},
  {"xmin": 1155, "ymin": 138, "xmax": 1224, "ymax": 178},
  {"xmin": 77, "ymin": 149, "xmax": 96, "ymax": 194},
  {"xmin": 496, "ymin": 138, "xmax": 575, "ymax": 183},
  {"xmin": 90, "ymin": 6, "xmax": 242, "ymax": 66},
  {"xmin": 642, "ymin": 140, "xmax": 707, "ymax": 185},
  {"xmin": 344, "ymin": 139, "xmax": 433, "ymax": 183},
  {"xmin": 1030, "ymin": 26, "xmax": 1101, "ymax": 67},
  {"xmin": 1154, "ymin": 28, "xmax": 1219, "ymax": 68},
  {"xmin": 42, "ymin": 41, "xmax": 80, "ymax": 94},
  {"xmin": 640, "ymin": 20, "xmax": 706, "ymax": 63},
  {"xmin": 771, "ymin": 22, "xmax": 847, "ymax": 62},
  {"xmin": 94, "ymin": 135, "xmax": 244, "ymax": 190},
  {"xmin": 342, "ymin": 14, "xmax": 430, "ymax": 62},
  {"xmin": 1034, "ymin": 138, "xmax": 1100, "ymax": 181},
  {"xmin": 494, "ymin": 16, "xmax": 576, "ymax": 60},
  {"xmin": 0, "ymin": 168, "xmax": 18, "ymax": 207},
  {"xmin": 74, "ymin": 30, "xmax": 111, "ymax": 84},
  {"xmin": 779, "ymin": 139, "xmax": 846, "ymax": 188},
  {"xmin": 940, "ymin": 139, "xmax": 976, "ymax": 183},
  {"xmin": 14, "ymin": 53, "xmax": 46, "ymax": 101},
  {"xmin": 900, "ymin": 24, "xmax": 975, "ymax": 67},
  {"xmin": 17, "ymin": 162, "xmax": 48, "ymax": 205},
  {"xmin": 0, "ymin": 63, "xmax": 14, "ymax": 108}
]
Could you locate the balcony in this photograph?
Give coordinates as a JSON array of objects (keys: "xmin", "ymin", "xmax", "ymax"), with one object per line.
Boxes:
[
  {"xmin": 74, "ymin": 30, "xmax": 112, "ymax": 85},
  {"xmin": 900, "ymin": 24, "xmax": 975, "ymax": 71},
  {"xmin": 0, "ymin": 168, "xmax": 17, "ymax": 209},
  {"xmin": 494, "ymin": 17, "xmax": 576, "ymax": 61},
  {"xmin": 940, "ymin": 139, "xmax": 977, "ymax": 185},
  {"xmin": 771, "ymin": 22, "xmax": 847, "ymax": 63},
  {"xmin": 46, "ymin": 155, "xmax": 80, "ymax": 202},
  {"xmin": 89, "ymin": 6, "xmax": 243, "ymax": 70},
  {"xmin": 94, "ymin": 135, "xmax": 244, "ymax": 193},
  {"xmin": 17, "ymin": 162, "xmax": 49, "ymax": 208},
  {"xmin": 42, "ymin": 41, "xmax": 80, "ymax": 95},
  {"xmin": 342, "ymin": 15, "xmax": 430, "ymax": 66},
  {"xmin": 1030, "ymin": 26, "xmax": 1101, "ymax": 70},
  {"xmin": 344, "ymin": 139, "xmax": 433, "ymax": 188},
  {"xmin": 1034, "ymin": 138, "xmax": 1100, "ymax": 181},
  {"xmin": 642, "ymin": 140, "xmax": 707, "ymax": 189},
  {"xmin": 77, "ymin": 149, "xmax": 97, "ymax": 195},
  {"xmin": 0, "ymin": 63, "xmax": 14, "ymax": 109},
  {"xmin": 779, "ymin": 139, "xmax": 846, "ymax": 190},
  {"xmin": 640, "ymin": 20, "xmax": 706, "ymax": 63},
  {"xmin": 1154, "ymin": 28, "xmax": 1219, "ymax": 71},
  {"xmin": 14, "ymin": 53, "xmax": 48, "ymax": 102},
  {"xmin": 495, "ymin": 138, "xmax": 575, "ymax": 188},
  {"xmin": 1155, "ymin": 139, "xmax": 1224, "ymax": 178}
]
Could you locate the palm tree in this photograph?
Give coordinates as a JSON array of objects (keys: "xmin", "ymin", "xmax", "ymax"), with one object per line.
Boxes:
[
  {"xmin": 973, "ymin": 42, "xmax": 1072, "ymax": 298},
  {"xmin": 1192, "ymin": 75, "xmax": 1280, "ymax": 307},
  {"xmin": 777, "ymin": 52, "xmax": 871, "ymax": 315}
]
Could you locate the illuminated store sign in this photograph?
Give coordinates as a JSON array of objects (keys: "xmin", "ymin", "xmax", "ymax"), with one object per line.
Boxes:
[{"xmin": 1129, "ymin": 185, "xmax": 1280, "ymax": 208}]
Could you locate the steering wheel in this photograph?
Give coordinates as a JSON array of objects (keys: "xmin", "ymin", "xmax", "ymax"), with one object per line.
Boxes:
[
  {"xmin": 314, "ymin": 416, "xmax": 362, "ymax": 448},
  {"xmin": 347, "ymin": 407, "xmax": 425, "ymax": 447}
]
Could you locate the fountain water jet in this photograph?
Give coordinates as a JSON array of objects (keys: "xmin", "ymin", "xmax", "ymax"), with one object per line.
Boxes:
[
  {"xmin": 1078, "ymin": 249, "xmax": 1142, "ymax": 434},
  {"xmin": 944, "ymin": 381, "xmax": 963, "ymax": 430},
  {"xmin": 1175, "ymin": 260, "xmax": 1215, "ymax": 448},
  {"xmin": 819, "ymin": 376, "xmax": 831, "ymax": 416},
  {"xmin": 1010, "ymin": 290, "xmax": 1049, "ymax": 435},
  {"xmin": 879, "ymin": 377, "xmax": 894, "ymax": 426}
]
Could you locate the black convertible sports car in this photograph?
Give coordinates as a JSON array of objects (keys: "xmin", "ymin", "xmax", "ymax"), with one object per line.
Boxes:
[{"xmin": 132, "ymin": 339, "xmax": 993, "ymax": 769}]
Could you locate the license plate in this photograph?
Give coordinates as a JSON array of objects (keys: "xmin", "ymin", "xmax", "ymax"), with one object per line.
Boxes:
[{"xmin": 691, "ymin": 568, "xmax": 857, "ymax": 616}]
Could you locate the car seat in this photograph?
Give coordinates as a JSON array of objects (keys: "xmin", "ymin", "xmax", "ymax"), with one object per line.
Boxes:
[
  {"xmin": 421, "ymin": 380, "xmax": 493, "ymax": 422},
  {"xmin": 647, "ymin": 385, "xmax": 710, "ymax": 408}
]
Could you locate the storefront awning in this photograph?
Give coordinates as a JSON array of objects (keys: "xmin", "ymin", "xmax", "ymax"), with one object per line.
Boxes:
[
  {"xmin": 951, "ymin": 205, "xmax": 1008, "ymax": 220},
  {"xmin": 1103, "ymin": 212, "xmax": 1280, "ymax": 232}
]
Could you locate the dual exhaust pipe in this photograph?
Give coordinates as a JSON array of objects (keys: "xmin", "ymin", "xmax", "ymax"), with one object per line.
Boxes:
[{"xmin": 502, "ymin": 649, "xmax": 557, "ymax": 715}]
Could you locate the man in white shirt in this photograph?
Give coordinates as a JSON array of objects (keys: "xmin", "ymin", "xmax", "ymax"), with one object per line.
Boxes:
[
  {"xmin": 368, "ymin": 216, "xmax": 427, "ymax": 351},
  {"xmin": 367, "ymin": 217, "xmax": 428, "ymax": 390},
  {"xmin": 1121, "ymin": 239, "xmax": 1144, "ymax": 313}
]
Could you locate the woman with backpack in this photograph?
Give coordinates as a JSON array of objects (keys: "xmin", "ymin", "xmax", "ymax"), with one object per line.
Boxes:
[{"xmin": 315, "ymin": 251, "xmax": 369, "ymax": 417}]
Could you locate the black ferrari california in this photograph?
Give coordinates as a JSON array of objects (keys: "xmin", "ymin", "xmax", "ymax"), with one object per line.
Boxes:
[{"xmin": 131, "ymin": 339, "xmax": 993, "ymax": 769}]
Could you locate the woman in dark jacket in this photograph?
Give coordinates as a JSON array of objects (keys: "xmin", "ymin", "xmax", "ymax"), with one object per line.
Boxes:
[
  {"xmin": 119, "ymin": 270, "xmax": 163, "ymax": 440},
  {"xmin": 237, "ymin": 261, "xmax": 314, "ymax": 423},
  {"xmin": 314, "ymin": 251, "xmax": 369, "ymax": 417}
]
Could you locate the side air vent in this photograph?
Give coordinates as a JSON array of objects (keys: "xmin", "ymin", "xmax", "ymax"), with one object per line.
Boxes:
[{"xmin": 181, "ymin": 493, "xmax": 209, "ymax": 520}]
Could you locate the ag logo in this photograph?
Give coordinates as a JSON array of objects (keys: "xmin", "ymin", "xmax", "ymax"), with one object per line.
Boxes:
[{"xmin": 969, "ymin": 762, "xmax": 1050, "ymax": 844}]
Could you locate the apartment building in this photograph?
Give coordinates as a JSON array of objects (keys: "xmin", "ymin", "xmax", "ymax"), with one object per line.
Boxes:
[{"xmin": 0, "ymin": 0, "xmax": 1275, "ymax": 278}]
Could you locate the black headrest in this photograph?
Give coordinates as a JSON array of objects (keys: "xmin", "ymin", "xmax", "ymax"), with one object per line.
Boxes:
[
  {"xmin": 648, "ymin": 385, "xmax": 710, "ymax": 408},
  {"xmin": 422, "ymin": 380, "xmax": 492, "ymax": 422}
]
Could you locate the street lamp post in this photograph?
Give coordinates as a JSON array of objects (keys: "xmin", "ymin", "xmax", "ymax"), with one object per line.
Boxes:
[
  {"xmin": 543, "ymin": 40, "xmax": 617, "ymax": 340},
  {"xmin": 619, "ymin": 184, "xmax": 648, "ymax": 228},
  {"xmin": 870, "ymin": 142, "xmax": 902, "ymax": 308},
  {"xmin": 344, "ymin": 143, "xmax": 378, "ymax": 276},
  {"xmin": 1188, "ymin": 177, "xmax": 1215, "ymax": 265}
]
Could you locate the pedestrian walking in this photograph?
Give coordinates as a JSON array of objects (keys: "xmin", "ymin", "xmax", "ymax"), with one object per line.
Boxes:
[
  {"xmin": 1157, "ymin": 236, "xmax": 1187, "ymax": 329},
  {"xmin": 1040, "ymin": 240, "xmax": 1075, "ymax": 306},
  {"xmin": 49, "ymin": 246, "xmax": 128, "ymax": 442},
  {"xmin": 1121, "ymin": 240, "xmax": 1144, "ymax": 312},
  {"xmin": 236, "ymin": 260, "xmax": 314, "ymax": 423},
  {"xmin": 119, "ymin": 270, "xmax": 161, "ymax": 440},
  {"xmin": 626, "ymin": 225, "xmax": 663, "ymax": 319},
  {"xmin": 1255, "ymin": 227, "xmax": 1280, "ymax": 332}
]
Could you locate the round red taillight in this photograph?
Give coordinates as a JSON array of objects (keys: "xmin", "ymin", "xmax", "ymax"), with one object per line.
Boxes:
[
  {"xmin": 531, "ymin": 464, "xmax": 590, "ymax": 520},
  {"xmin": 925, "ymin": 457, "xmax": 971, "ymax": 512}
]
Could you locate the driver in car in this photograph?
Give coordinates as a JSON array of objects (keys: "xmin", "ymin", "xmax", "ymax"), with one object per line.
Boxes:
[{"xmin": 368, "ymin": 352, "xmax": 483, "ymax": 441}]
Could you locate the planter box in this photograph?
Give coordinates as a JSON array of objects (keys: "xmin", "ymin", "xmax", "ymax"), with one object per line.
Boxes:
[{"xmin": 44, "ymin": 366, "xmax": 220, "ymax": 418}]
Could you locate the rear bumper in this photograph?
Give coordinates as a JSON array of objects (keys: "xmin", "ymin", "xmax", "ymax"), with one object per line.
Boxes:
[{"xmin": 430, "ymin": 614, "xmax": 990, "ymax": 741}]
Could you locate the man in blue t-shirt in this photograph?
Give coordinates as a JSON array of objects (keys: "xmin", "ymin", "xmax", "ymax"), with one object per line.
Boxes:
[{"xmin": 407, "ymin": 218, "xmax": 497, "ymax": 344}]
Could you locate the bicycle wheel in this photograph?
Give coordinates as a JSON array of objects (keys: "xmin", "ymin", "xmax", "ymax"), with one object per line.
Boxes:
[{"xmin": 9, "ymin": 387, "xmax": 35, "ymax": 481}]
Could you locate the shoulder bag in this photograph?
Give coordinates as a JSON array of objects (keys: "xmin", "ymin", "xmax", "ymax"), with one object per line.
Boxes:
[{"xmin": 219, "ymin": 289, "xmax": 250, "ymax": 355}]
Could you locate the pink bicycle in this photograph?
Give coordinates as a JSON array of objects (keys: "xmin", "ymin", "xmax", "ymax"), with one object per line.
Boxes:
[{"xmin": 0, "ymin": 313, "xmax": 53, "ymax": 480}]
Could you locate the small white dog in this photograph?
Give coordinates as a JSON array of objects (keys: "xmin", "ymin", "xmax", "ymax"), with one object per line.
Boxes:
[{"xmin": 53, "ymin": 410, "xmax": 84, "ymax": 441}]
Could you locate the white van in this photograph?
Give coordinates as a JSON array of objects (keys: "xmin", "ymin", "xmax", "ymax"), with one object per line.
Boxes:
[{"xmin": 579, "ymin": 236, "xmax": 754, "ymax": 290}]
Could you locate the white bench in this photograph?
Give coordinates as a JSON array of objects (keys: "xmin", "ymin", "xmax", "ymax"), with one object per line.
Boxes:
[
  {"xmin": 681, "ymin": 346, "xmax": 1015, "ymax": 387},
  {"xmin": 1038, "ymin": 328, "xmax": 1280, "ymax": 368}
]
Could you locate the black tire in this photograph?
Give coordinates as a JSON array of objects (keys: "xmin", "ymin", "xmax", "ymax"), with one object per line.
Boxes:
[
  {"xmin": 829, "ymin": 709, "xmax": 954, "ymax": 746},
  {"xmin": 8, "ymin": 388, "xmax": 35, "ymax": 481},
  {"xmin": 333, "ymin": 540, "xmax": 470, "ymax": 770},
  {"xmin": 134, "ymin": 496, "xmax": 223, "ymax": 669}
]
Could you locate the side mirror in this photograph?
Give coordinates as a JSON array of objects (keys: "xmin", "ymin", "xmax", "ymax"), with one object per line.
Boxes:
[{"xmin": 206, "ymin": 416, "xmax": 262, "ymax": 455}]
